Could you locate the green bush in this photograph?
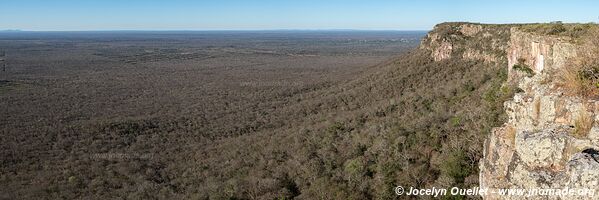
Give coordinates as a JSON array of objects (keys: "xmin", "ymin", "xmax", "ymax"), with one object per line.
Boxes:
[
  {"xmin": 440, "ymin": 149, "xmax": 472, "ymax": 183},
  {"xmin": 512, "ymin": 64, "xmax": 534, "ymax": 77},
  {"xmin": 450, "ymin": 117, "xmax": 461, "ymax": 127},
  {"xmin": 344, "ymin": 158, "xmax": 365, "ymax": 180}
]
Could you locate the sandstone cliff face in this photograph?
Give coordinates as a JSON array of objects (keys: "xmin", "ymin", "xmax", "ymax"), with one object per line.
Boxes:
[
  {"xmin": 424, "ymin": 23, "xmax": 599, "ymax": 199},
  {"xmin": 480, "ymin": 28, "xmax": 599, "ymax": 199},
  {"xmin": 506, "ymin": 28, "xmax": 577, "ymax": 84},
  {"xmin": 421, "ymin": 23, "xmax": 510, "ymax": 64}
]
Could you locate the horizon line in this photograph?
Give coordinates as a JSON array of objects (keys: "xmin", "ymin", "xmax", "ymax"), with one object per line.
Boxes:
[{"xmin": 0, "ymin": 29, "xmax": 430, "ymax": 32}]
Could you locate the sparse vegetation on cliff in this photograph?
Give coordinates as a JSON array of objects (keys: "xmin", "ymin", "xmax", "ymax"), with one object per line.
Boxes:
[
  {"xmin": 512, "ymin": 58, "xmax": 535, "ymax": 77},
  {"xmin": 519, "ymin": 22, "xmax": 596, "ymax": 39},
  {"xmin": 558, "ymin": 26, "xmax": 599, "ymax": 97},
  {"xmin": 573, "ymin": 109, "xmax": 593, "ymax": 138},
  {"xmin": 481, "ymin": 22, "xmax": 599, "ymax": 199},
  {"xmin": 560, "ymin": 64, "xmax": 599, "ymax": 97}
]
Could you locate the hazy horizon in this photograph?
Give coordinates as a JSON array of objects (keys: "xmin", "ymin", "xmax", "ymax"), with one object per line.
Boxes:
[
  {"xmin": 0, "ymin": 29, "xmax": 430, "ymax": 32},
  {"xmin": 2, "ymin": 0, "xmax": 598, "ymax": 31}
]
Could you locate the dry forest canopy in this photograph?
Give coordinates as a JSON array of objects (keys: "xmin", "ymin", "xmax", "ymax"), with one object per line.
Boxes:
[{"xmin": 0, "ymin": 27, "xmax": 522, "ymax": 199}]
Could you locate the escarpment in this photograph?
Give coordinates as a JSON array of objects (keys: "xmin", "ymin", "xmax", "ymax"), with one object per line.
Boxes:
[
  {"xmin": 480, "ymin": 27, "xmax": 599, "ymax": 199},
  {"xmin": 424, "ymin": 22, "xmax": 599, "ymax": 199},
  {"xmin": 421, "ymin": 23, "xmax": 510, "ymax": 64}
]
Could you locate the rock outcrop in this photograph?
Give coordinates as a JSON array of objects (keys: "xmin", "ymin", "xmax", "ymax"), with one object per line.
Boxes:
[
  {"xmin": 479, "ymin": 27, "xmax": 599, "ymax": 199},
  {"xmin": 424, "ymin": 22, "xmax": 599, "ymax": 199},
  {"xmin": 420, "ymin": 23, "xmax": 510, "ymax": 64}
]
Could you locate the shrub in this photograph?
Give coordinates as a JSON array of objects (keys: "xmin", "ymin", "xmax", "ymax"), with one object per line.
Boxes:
[
  {"xmin": 558, "ymin": 64, "xmax": 599, "ymax": 97},
  {"xmin": 343, "ymin": 158, "xmax": 365, "ymax": 182},
  {"xmin": 512, "ymin": 64, "xmax": 534, "ymax": 77},
  {"xmin": 573, "ymin": 110, "xmax": 593, "ymax": 138},
  {"xmin": 511, "ymin": 57, "xmax": 535, "ymax": 77},
  {"xmin": 577, "ymin": 64, "xmax": 599, "ymax": 90},
  {"xmin": 547, "ymin": 23, "xmax": 567, "ymax": 35},
  {"xmin": 557, "ymin": 26, "xmax": 599, "ymax": 97},
  {"xmin": 519, "ymin": 23, "xmax": 596, "ymax": 38},
  {"xmin": 440, "ymin": 149, "xmax": 472, "ymax": 183},
  {"xmin": 450, "ymin": 116, "xmax": 461, "ymax": 127}
]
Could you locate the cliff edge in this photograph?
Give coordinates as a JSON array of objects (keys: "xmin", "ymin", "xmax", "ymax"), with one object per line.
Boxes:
[{"xmin": 424, "ymin": 22, "xmax": 599, "ymax": 199}]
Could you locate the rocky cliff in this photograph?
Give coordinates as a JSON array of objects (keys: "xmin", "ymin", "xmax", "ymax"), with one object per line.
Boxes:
[
  {"xmin": 479, "ymin": 27, "xmax": 599, "ymax": 200},
  {"xmin": 424, "ymin": 23, "xmax": 599, "ymax": 199},
  {"xmin": 421, "ymin": 23, "xmax": 510, "ymax": 64}
]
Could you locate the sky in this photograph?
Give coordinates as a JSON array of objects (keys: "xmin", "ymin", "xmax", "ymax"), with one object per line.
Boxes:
[{"xmin": 1, "ymin": 0, "xmax": 598, "ymax": 31}]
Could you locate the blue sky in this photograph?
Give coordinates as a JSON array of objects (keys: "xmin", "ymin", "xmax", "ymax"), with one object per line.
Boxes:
[{"xmin": 1, "ymin": 0, "xmax": 598, "ymax": 31}]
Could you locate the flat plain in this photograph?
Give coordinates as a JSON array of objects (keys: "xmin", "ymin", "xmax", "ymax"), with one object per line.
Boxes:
[{"xmin": 0, "ymin": 31, "xmax": 424, "ymax": 199}]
